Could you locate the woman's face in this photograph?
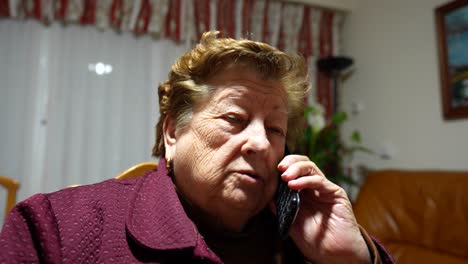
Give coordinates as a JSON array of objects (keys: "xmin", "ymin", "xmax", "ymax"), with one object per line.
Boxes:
[{"xmin": 164, "ymin": 66, "xmax": 288, "ymax": 230}]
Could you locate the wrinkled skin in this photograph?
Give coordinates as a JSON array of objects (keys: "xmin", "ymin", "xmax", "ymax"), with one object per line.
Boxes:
[
  {"xmin": 163, "ymin": 66, "xmax": 370, "ymax": 263},
  {"xmin": 277, "ymin": 155, "xmax": 370, "ymax": 263}
]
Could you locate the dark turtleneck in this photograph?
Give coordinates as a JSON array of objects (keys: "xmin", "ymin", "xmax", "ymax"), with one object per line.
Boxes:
[{"xmin": 176, "ymin": 190, "xmax": 284, "ymax": 264}]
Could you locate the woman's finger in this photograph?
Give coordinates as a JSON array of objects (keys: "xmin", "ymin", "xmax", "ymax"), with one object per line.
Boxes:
[
  {"xmin": 288, "ymin": 174, "xmax": 341, "ymax": 194},
  {"xmin": 278, "ymin": 154, "xmax": 311, "ymax": 169},
  {"xmin": 280, "ymin": 160, "xmax": 326, "ymax": 180}
]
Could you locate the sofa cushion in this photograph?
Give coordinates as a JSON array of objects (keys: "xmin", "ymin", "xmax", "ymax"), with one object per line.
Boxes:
[
  {"xmin": 353, "ymin": 169, "xmax": 468, "ymax": 262},
  {"xmin": 385, "ymin": 242, "xmax": 467, "ymax": 264}
]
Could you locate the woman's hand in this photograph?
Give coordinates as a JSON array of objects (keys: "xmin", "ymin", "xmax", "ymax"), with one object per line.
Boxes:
[{"xmin": 275, "ymin": 154, "xmax": 371, "ymax": 264}]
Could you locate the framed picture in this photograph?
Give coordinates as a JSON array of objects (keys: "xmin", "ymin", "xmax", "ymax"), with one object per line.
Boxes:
[{"xmin": 435, "ymin": 0, "xmax": 468, "ymax": 120}]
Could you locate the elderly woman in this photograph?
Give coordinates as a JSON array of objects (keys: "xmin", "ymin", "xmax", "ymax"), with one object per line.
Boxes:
[{"xmin": 0, "ymin": 32, "xmax": 393, "ymax": 263}]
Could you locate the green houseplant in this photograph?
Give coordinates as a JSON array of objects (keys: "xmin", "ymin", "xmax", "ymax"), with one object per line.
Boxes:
[{"xmin": 295, "ymin": 104, "xmax": 373, "ymax": 185}]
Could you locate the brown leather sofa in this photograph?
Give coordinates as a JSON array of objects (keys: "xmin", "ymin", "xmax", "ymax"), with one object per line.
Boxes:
[{"xmin": 353, "ymin": 169, "xmax": 468, "ymax": 264}]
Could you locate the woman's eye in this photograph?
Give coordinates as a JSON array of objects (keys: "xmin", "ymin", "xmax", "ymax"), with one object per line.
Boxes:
[
  {"xmin": 226, "ymin": 114, "xmax": 243, "ymax": 123},
  {"xmin": 268, "ymin": 127, "xmax": 285, "ymax": 136}
]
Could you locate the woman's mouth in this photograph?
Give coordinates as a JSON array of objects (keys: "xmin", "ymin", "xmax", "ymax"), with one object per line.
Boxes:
[{"xmin": 236, "ymin": 170, "xmax": 264, "ymax": 183}]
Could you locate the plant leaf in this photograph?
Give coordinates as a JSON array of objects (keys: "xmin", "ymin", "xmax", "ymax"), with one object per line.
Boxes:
[
  {"xmin": 332, "ymin": 174, "xmax": 357, "ymax": 185},
  {"xmin": 347, "ymin": 145, "xmax": 375, "ymax": 155},
  {"xmin": 331, "ymin": 111, "xmax": 347, "ymax": 125},
  {"xmin": 350, "ymin": 130, "xmax": 361, "ymax": 143}
]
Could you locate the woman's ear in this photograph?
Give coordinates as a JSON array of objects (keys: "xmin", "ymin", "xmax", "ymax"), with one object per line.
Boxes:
[{"xmin": 162, "ymin": 115, "xmax": 177, "ymax": 161}]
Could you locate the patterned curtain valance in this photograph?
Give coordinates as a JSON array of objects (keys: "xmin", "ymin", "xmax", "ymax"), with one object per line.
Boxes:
[{"xmin": 0, "ymin": 0, "xmax": 345, "ymax": 119}]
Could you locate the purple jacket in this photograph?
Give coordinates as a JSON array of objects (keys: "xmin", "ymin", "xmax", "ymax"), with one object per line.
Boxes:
[{"xmin": 0, "ymin": 159, "xmax": 393, "ymax": 263}]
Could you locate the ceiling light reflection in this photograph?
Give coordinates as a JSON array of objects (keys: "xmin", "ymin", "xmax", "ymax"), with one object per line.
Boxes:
[{"xmin": 88, "ymin": 62, "xmax": 113, "ymax": 76}]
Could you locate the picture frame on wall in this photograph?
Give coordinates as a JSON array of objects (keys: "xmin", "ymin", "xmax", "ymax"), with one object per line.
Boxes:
[{"xmin": 435, "ymin": 0, "xmax": 468, "ymax": 120}]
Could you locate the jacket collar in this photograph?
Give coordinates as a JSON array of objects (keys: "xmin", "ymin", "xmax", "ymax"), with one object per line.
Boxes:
[{"xmin": 125, "ymin": 158, "xmax": 198, "ymax": 250}]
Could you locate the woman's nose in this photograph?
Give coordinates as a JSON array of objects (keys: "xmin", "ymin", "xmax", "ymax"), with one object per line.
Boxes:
[{"xmin": 241, "ymin": 122, "xmax": 270, "ymax": 155}]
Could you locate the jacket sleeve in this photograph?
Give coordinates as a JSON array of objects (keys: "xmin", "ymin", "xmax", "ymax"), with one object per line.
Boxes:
[
  {"xmin": 0, "ymin": 194, "xmax": 62, "ymax": 264},
  {"xmin": 359, "ymin": 226, "xmax": 395, "ymax": 264}
]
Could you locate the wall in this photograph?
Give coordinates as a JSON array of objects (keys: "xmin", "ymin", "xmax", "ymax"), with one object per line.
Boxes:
[{"xmin": 341, "ymin": 0, "xmax": 468, "ymax": 172}]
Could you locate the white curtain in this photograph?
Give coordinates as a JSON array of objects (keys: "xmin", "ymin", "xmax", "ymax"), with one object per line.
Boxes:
[{"xmin": 0, "ymin": 20, "xmax": 187, "ymax": 220}]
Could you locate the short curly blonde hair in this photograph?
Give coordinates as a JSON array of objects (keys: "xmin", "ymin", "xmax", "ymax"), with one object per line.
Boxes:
[{"xmin": 152, "ymin": 31, "xmax": 310, "ymax": 157}]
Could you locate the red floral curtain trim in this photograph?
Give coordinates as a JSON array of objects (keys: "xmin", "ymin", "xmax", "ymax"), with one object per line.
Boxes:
[{"xmin": 1, "ymin": 0, "xmax": 343, "ymax": 119}]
